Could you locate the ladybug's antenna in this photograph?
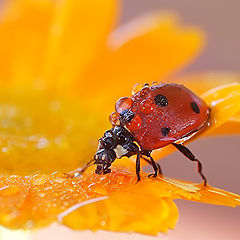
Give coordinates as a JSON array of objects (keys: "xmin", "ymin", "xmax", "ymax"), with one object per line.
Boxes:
[
  {"xmin": 65, "ymin": 159, "xmax": 95, "ymax": 178},
  {"xmin": 79, "ymin": 159, "xmax": 95, "ymax": 175}
]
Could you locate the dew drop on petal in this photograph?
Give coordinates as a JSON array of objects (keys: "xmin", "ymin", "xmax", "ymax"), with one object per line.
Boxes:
[{"xmin": 88, "ymin": 183, "xmax": 107, "ymax": 195}]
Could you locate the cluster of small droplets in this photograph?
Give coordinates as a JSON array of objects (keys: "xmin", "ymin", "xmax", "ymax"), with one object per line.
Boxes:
[
  {"xmin": 127, "ymin": 115, "xmax": 142, "ymax": 131},
  {"xmin": 110, "ymin": 82, "xmax": 161, "ymax": 130},
  {"xmin": 131, "ymin": 82, "xmax": 159, "ymax": 95},
  {"xmin": 139, "ymin": 99, "xmax": 154, "ymax": 114},
  {"xmin": 126, "ymin": 84, "xmax": 155, "ymax": 131},
  {"xmin": 0, "ymin": 170, "xmax": 137, "ymax": 229}
]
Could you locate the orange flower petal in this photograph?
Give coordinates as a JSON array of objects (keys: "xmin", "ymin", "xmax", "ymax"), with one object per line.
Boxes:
[
  {"xmin": 78, "ymin": 13, "xmax": 204, "ymax": 101},
  {"xmin": 209, "ymin": 121, "xmax": 240, "ymax": 135},
  {"xmin": 0, "ymin": 169, "xmax": 238, "ymax": 234},
  {"xmin": 201, "ymin": 83, "xmax": 240, "ymax": 135},
  {"xmin": 62, "ymin": 193, "xmax": 178, "ymax": 235},
  {"xmin": 108, "ymin": 12, "xmax": 204, "ymax": 82},
  {"xmin": 0, "ymin": 0, "xmax": 53, "ymax": 85},
  {"xmin": 42, "ymin": 0, "xmax": 118, "ymax": 93},
  {"xmin": 0, "ymin": 0, "xmax": 118, "ymax": 91}
]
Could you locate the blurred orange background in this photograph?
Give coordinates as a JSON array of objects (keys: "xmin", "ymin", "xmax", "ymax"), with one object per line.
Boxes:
[{"xmin": 1, "ymin": 0, "xmax": 239, "ymax": 239}]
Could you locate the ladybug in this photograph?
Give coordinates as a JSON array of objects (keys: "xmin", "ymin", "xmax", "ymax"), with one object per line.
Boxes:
[{"xmin": 79, "ymin": 83, "xmax": 210, "ymax": 185}]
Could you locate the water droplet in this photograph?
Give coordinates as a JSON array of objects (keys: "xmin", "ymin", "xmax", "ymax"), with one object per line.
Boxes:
[
  {"xmin": 115, "ymin": 97, "xmax": 133, "ymax": 114},
  {"xmin": 38, "ymin": 192, "xmax": 45, "ymax": 198},
  {"xmin": 127, "ymin": 114, "xmax": 142, "ymax": 131},
  {"xmin": 163, "ymin": 116, "xmax": 168, "ymax": 122},
  {"xmin": 139, "ymin": 99, "xmax": 154, "ymax": 114},
  {"xmin": 132, "ymin": 83, "xmax": 144, "ymax": 95},
  {"xmin": 109, "ymin": 112, "xmax": 120, "ymax": 126},
  {"xmin": 25, "ymin": 220, "xmax": 34, "ymax": 229},
  {"xmin": 88, "ymin": 183, "xmax": 107, "ymax": 195},
  {"xmin": 100, "ymin": 220, "xmax": 106, "ymax": 226},
  {"xmin": 140, "ymin": 86, "xmax": 150, "ymax": 97}
]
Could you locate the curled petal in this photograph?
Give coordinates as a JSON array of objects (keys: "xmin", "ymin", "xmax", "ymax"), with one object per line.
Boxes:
[{"xmin": 201, "ymin": 82, "xmax": 240, "ymax": 136}]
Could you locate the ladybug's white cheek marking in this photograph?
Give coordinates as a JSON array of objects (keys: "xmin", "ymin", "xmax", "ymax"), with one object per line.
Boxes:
[
  {"xmin": 114, "ymin": 145, "xmax": 128, "ymax": 159},
  {"xmin": 96, "ymin": 143, "xmax": 101, "ymax": 151}
]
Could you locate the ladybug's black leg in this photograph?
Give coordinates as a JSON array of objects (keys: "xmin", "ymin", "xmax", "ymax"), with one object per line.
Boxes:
[
  {"xmin": 141, "ymin": 156, "xmax": 163, "ymax": 175},
  {"xmin": 150, "ymin": 156, "xmax": 163, "ymax": 175},
  {"xmin": 136, "ymin": 153, "xmax": 141, "ymax": 182},
  {"xmin": 148, "ymin": 156, "xmax": 162, "ymax": 177},
  {"xmin": 172, "ymin": 143, "xmax": 207, "ymax": 186},
  {"xmin": 141, "ymin": 156, "xmax": 157, "ymax": 177}
]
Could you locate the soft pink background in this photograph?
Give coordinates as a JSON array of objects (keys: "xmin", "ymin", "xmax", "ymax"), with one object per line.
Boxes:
[{"xmin": 33, "ymin": 0, "xmax": 240, "ymax": 239}]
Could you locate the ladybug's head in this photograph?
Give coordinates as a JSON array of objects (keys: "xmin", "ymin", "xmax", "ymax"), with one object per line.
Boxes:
[
  {"xmin": 94, "ymin": 149, "xmax": 116, "ymax": 174},
  {"xmin": 94, "ymin": 130, "xmax": 116, "ymax": 174},
  {"xmin": 94, "ymin": 126, "xmax": 137, "ymax": 174}
]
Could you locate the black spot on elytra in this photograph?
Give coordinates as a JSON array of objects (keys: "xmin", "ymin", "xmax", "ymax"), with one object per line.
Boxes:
[
  {"xmin": 119, "ymin": 109, "xmax": 135, "ymax": 124},
  {"xmin": 154, "ymin": 94, "xmax": 168, "ymax": 107},
  {"xmin": 191, "ymin": 102, "xmax": 200, "ymax": 114},
  {"xmin": 161, "ymin": 127, "xmax": 170, "ymax": 137}
]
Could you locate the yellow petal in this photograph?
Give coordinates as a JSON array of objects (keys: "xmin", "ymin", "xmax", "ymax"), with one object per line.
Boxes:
[
  {"xmin": 0, "ymin": 0, "xmax": 53, "ymax": 85},
  {"xmin": 43, "ymin": 0, "xmax": 118, "ymax": 93},
  {"xmin": 77, "ymin": 12, "xmax": 204, "ymax": 101},
  {"xmin": 201, "ymin": 82, "xmax": 240, "ymax": 136},
  {"xmin": 0, "ymin": 87, "xmax": 107, "ymax": 175},
  {"xmin": 62, "ymin": 193, "xmax": 178, "ymax": 235}
]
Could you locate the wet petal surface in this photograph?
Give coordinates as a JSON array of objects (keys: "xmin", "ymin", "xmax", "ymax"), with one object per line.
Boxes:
[{"xmin": 0, "ymin": 169, "xmax": 239, "ymax": 234}]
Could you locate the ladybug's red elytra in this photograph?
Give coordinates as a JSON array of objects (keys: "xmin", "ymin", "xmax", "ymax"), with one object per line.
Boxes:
[{"xmin": 76, "ymin": 83, "xmax": 210, "ymax": 185}]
